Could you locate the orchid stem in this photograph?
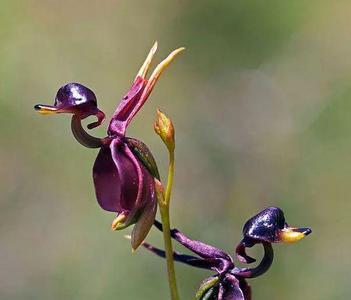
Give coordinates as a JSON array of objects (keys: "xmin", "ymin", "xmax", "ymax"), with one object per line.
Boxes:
[
  {"xmin": 158, "ymin": 150, "xmax": 179, "ymax": 300},
  {"xmin": 165, "ymin": 150, "xmax": 175, "ymax": 206}
]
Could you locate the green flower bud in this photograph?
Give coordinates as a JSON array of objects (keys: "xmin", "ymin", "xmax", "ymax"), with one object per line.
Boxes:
[{"xmin": 154, "ymin": 109, "xmax": 175, "ymax": 151}]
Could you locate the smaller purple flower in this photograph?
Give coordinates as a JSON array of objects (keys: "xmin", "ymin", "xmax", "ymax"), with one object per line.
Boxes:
[
  {"xmin": 235, "ymin": 207, "xmax": 312, "ymax": 265},
  {"xmin": 143, "ymin": 207, "xmax": 311, "ymax": 299},
  {"xmin": 35, "ymin": 43, "xmax": 184, "ymax": 249}
]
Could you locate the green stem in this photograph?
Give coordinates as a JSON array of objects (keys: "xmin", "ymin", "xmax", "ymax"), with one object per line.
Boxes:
[
  {"xmin": 165, "ymin": 150, "xmax": 175, "ymax": 205},
  {"xmin": 157, "ymin": 150, "xmax": 179, "ymax": 300},
  {"xmin": 159, "ymin": 205, "xmax": 179, "ymax": 300}
]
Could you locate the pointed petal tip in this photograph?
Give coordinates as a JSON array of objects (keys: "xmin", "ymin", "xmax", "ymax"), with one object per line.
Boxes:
[
  {"xmin": 130, "ymin": 203, "xmax": 157, "ymax": 251},
  {"xmin": 237, "ymin": 253, "xmax": 256, "ymax": 264},
  {"xmin": 166, "ymin": 47, "xmax": 185, "ymax": 63},
  {"xmin": 123, "ymin": 235, "xmax": 138, "ymax": 252},
  {"xmin": 302, "ymin": 227, "xmax": 312, "ymax": 236},
  {"xmin": 173, "ymin": 46, "xmax": 186, "ymax": 54},
  {"xmin": 151, "ymin": 41, "xmax": 158, "ymax": 52},
  {"xmin": 136, "ymin": 41, "xmax": 159, "ymax": 79},
  {"xmin": 145, "ymin": 46, "xmax": 184, "ymax": 88},
  {"xmin": 131, "ymin": 237, "xmax": 139, "ymax": 252},
  {"xmin": 162, "ymin": 46, "xmax": 185, "ymax": 65}
]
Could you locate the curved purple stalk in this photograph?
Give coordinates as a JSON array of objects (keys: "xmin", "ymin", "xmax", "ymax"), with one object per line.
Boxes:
[
  {"xmin": 152, "ymin": 220, "xmax": 274, "ymax": 278},
  {"xmin": 71, "ymin": 115, "xmax": 106, "ymax": 148},
  {"xmin": 154, "ymin": 220, "xmax": 232, "ymax": 262},
  {"xmin": 142, "ymin": 241, "xmax": 213, "ymax": 270},
  {"xmin": 232, "ymin": 242, "xmax": 273, "ymax": 279},
  {"xmin": 153, "ymin": 220, "xmax": 234, "ymax": 273}
]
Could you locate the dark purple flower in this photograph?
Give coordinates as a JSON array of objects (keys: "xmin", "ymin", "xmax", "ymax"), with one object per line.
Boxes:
[
  {"xmin": 143, "ymin": 207, "xmax": 311, "ymax": 299},
  {"xmin": 235, "ymin": 207, "xmax": 312, "ymax": 265},
  {"xmin": 35, "ymin": 42, "xmax": 184, "ymax": 249},
  {"xmin": 195, "ymin": 274, "xmax": 251, "ymax": 300}
]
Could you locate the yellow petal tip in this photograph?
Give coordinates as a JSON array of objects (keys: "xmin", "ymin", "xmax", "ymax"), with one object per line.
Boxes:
[
  {"xmin": 111, "ymin": 213, "xmax": 127, "ymax": 231},
  {"xmin": 136, "ymin": 41, "xmax": 159, "ymax": 79}
]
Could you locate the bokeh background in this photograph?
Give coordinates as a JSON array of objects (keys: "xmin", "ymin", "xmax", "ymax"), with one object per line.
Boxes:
[{"xmin": 1, "ymin": 1, "xmax": 350, "ymax": 299}]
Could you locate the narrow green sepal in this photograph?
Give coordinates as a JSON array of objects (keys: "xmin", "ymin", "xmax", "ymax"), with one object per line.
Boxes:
[
  {"xmin": 195, "ymin": 276, "xmax": 219, "ymax": 300},
  {"xmin": 126, "ymin": 137, "xmax": 160, "ymax": 180},
  {"xmin": 199, "ymin": 287, "xmax": 216, "ymax": 300}
]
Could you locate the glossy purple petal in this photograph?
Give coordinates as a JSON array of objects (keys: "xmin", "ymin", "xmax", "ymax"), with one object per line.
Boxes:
[
  {"xmin": 112, "ymin": 142, "xmax": 142, "ymax": 214},
  {"xmin": 241, "ymin": 207, "xmax": 311, "ymax": 245},
  {"xmin": 239, "ymin": 280, "xmax": 251, "ymax": 300},
  {"xmin": 218, "ymin": 274, "xmax": 245, "ymax": 300},
  {"xmin": 92, "ymin": 137, "xmax": 157, "ymax": 236},
  {"xmin": 242, "ymin": 207, "xmax": 286, "ymax": 244},
  {"xmin": 35, "ymin": 83, "xmax": 104, "ymax": 120},
  {"xmin": 55, "ymin": 83, "xmax": 97, "ymax": 109},
  {"xmin": 93, "ymin": 145, "xmax": 121, "ymax": 212},
  {"xmin": 93, "ymin": 138, "xmax": 139, "ymax": 213}
]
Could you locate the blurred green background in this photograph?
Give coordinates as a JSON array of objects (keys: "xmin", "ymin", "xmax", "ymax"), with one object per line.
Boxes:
[{"xmin": 1, "ymin": 1, "xmax": 350, "ymax": 299}]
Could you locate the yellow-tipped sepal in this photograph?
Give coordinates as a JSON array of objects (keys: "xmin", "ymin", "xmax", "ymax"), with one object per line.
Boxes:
[
  {"xmin": 138, "ymin": 46, "xmax": 185, "ymax": 102},
  {"xmin": 136, "ymin": 41, "xmax": 158, "ymax": 79}
]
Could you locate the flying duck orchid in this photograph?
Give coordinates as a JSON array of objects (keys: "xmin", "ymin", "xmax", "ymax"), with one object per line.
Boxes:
[
  {"xmin": 34, "ymin": 42, "xmax": 184, "ymax": 250},
  {"xmin": 143, "ymin": 207, "xmax": 311, "ymax": 299}
]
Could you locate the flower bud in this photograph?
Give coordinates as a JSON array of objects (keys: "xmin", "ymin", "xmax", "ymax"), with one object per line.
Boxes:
[{"xmin": 154, "ymin": 109, "xmax": 175, "ymax": 151}]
